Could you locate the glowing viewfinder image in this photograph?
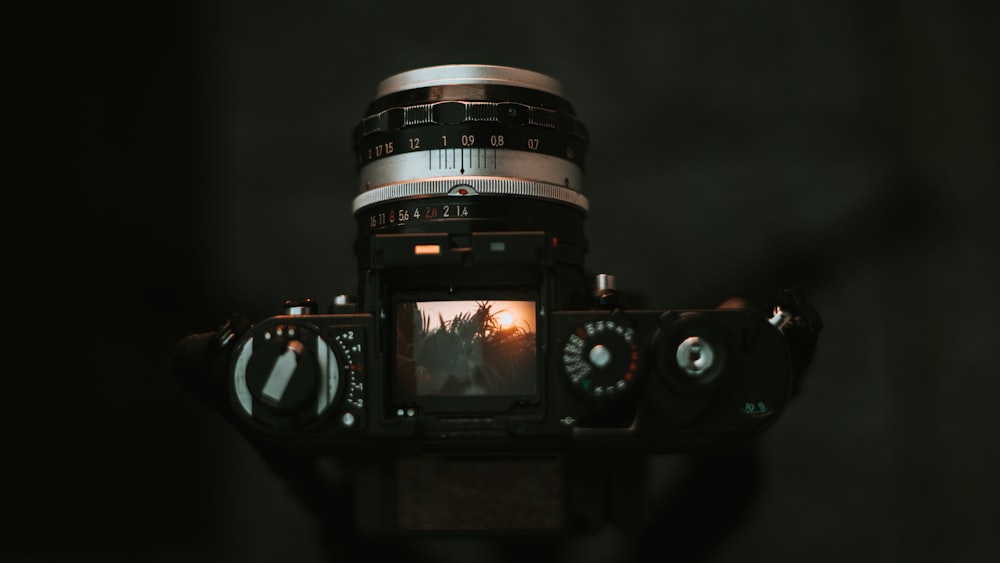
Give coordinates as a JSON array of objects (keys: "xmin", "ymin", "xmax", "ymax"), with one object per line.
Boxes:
[
  {"xmin": 395, "ymin": 300, "xmax": 537, "ymax": 397},
  {"xmin": 496, "ymin": 310, "xmax": 515, "ymax": 329}
]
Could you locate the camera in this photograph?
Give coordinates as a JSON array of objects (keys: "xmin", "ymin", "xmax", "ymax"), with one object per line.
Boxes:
[{"xmin": 176, "ymin": 64, "xmax": 822, "ymax": 536}]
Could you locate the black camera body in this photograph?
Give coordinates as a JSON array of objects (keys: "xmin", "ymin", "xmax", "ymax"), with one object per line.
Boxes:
[
  {"xmin": 181, "ymin": 64, "xmax": 821, "ymax": 536},
  {"xmin": 229, "ymin": 226, "xmax": 798, "ymax": 456}
]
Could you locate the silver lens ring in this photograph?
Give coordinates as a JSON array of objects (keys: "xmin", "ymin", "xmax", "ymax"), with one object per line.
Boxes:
[
  {"xmin": 376, "ymin": 64, "xmax": 564, "ymax": 98},
  {"xmin": 351, "ymin": 178, "xmax": 589, "ymax": 214}
]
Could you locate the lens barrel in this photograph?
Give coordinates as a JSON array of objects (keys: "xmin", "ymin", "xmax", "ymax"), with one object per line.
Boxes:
[{"xmin": 351, "ymin": 64, "xmax": 589, "ymax": 215}]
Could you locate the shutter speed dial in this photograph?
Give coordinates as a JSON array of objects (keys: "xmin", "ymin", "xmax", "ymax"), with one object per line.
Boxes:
[
  {"xmin": 561, "ymin": 319, "xmax": 640, "ymax": 399},
  {"xmin": 232, "ymin": 322, "xmax": 342, "ymax": 430}
]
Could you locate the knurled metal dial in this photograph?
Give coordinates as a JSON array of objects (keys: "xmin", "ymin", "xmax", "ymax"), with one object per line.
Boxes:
[{"xmin": 231, "ymin": 320, "xmax": 368, "ymax": 431}]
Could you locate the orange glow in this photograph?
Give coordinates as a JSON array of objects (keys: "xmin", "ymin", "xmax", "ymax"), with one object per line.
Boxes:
[
  {"xmin": 419, "ymin": 300, "xmax": 536, "ymax": 333},
  {"xmin": 496, "ymin": 311, "xmax": 514, "ymax": 328}
]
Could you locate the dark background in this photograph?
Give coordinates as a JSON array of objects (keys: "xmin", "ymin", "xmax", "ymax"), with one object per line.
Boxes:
[{"xmin": 13, "ymin": 0, "xmax": 998, "ymax": 561}]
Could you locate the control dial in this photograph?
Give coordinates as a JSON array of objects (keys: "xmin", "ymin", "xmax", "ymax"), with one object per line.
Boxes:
[
  {"xmin": 232, "ymin": 322, "xmax": 341, "ymax": 430},
  {"xmin": 561, "ymin": 319, "xmax": 640, "ymax": 399}
]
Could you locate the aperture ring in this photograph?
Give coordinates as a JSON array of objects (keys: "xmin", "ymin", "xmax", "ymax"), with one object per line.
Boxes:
[{"xmin": 355, "ymin": 101, "xmax": 588, "ymax": 142}]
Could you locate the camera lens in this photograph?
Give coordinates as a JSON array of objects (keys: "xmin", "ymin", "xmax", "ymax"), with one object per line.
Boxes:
[
  {"xmin": 351, "ymin": 65, "xmax": 592, "ymax": 315},
  {"xmin": 351, "ymin": 64, "xmax": 589, "ymax": 214}
]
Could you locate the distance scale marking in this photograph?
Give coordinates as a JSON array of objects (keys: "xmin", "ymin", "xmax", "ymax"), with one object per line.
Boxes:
[
  {"xmin": 357, "ymin": 124, "xmax": 585, "ymax": 166},
  {"xmin": 354, "ymin": 146, "xmax": 586, "ymax": 214}
]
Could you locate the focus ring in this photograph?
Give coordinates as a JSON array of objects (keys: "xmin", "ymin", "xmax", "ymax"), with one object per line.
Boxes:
[
  {"xmin": 355, "ymin": 101, "xmax": 588, "ymax": 141},
  {"xmin": 350, "ymin": 66, "xmax": 590, "ymax": 214}
]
